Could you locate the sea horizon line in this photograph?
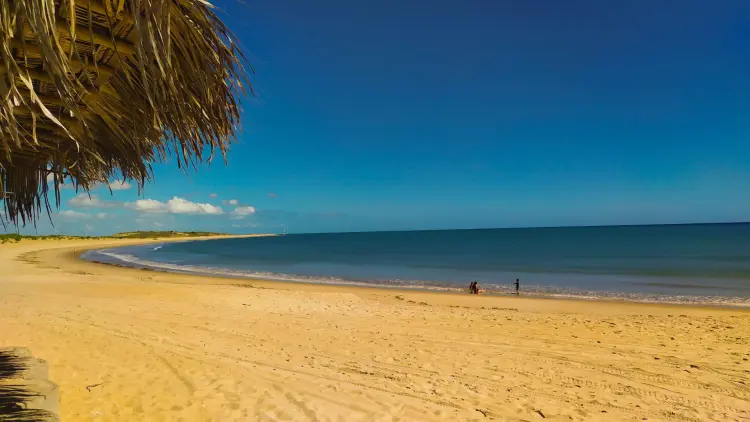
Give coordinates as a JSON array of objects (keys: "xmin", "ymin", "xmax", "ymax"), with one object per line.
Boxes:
[{"xmin": 279, "ymin": 220, "xmax": 750, "ymax": 236}]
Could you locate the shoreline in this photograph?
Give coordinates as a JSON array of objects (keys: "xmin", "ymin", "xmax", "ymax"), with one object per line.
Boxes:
[
  {"xmin": 1, "ymin": 237, "xmax": 749, "ymax": 420},
  {"xmin": 76, "ymin": 237, "xmax": 750, "ymax": 310}
]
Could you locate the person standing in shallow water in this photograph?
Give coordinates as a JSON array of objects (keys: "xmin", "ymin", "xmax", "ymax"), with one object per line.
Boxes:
[
  {"xmin": 468, "ymin": 281, "xmax": 479, "ymax": 294},
  {"xmin": 514, "ymin": 279, "xmax": 520, "ymax": 295}
]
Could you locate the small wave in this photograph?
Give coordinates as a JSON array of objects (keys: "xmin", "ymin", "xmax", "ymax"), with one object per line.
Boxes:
[
  {"xmin": 86, "ymin": 250, "xmax": 750, "ymax": 308},
  {"xmin": 95, "ymin": 251, "xmax": 460, "ymax": 292},
  {"xmin": 152, "ymin": 245, "xmax": 163, "ymax": 251}
]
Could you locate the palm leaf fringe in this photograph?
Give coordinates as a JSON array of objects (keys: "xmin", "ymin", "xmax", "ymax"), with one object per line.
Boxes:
[{"xmin": 0, "ymin": 0, "xmax": 252, "ymax": 226}]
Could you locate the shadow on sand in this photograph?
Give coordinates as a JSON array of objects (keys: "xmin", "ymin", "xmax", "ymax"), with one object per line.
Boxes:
[{"xmin": 0, "ymin": 350, "xmax": 58, "ymax": 422}]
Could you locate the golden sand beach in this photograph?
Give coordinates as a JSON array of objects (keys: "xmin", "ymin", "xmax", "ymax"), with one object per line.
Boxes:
[{"xmin": 0, "ymin": 237, "xmax": 748, "ymax": 421}]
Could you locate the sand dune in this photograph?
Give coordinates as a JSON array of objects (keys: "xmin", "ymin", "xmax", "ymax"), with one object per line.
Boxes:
[{"xmin": 0, "ymin": 238, "xmax": 748, "ymax": 421}]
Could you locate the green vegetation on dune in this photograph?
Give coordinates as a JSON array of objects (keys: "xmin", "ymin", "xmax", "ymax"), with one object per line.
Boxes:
[
  {"xmin": 0, "ymin": 234, "xmax": 107, "ymax": 244},
  {"xmin": 112, "ymin": 231, "xmax": 223, "ymax": 239},
  {"xmin": 0, "ymin": 231, "xmax": 224, "ymax": 244}
]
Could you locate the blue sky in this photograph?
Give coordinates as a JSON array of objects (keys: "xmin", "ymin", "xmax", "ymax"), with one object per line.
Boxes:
[{"xmin": 11, "ymin": 0, "xmax": 750, "ymax": 235}]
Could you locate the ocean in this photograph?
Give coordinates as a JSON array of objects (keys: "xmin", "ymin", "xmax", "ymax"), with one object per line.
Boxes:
[{"xmin": 82, "ymin": 223, "xmax": 750, "ymax": 307}]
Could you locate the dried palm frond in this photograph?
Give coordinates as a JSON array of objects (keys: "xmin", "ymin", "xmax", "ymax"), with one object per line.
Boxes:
[{"xmin": 0, "ymin": 0, "xmax": 252, "ymax": 226}]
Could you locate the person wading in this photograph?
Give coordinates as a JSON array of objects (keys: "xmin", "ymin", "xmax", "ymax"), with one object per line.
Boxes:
[{"xmin": 468, "ymin": 281, "xmax": 479, "ymax": 294}]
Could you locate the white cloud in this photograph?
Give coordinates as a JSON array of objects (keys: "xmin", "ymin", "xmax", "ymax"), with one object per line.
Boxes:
[
  {"xmin": 230, "ymin": 205, "xmax": 256, "ymax": 219},
  {"xmin": 68, "ymin": 193, "xmax": 118, "ymax": 208},
  {"xmin": 58, "ymin": 210, "xmax": 90, "ymax": 219},
  {"xmin": 222, "ymin": 199, "xmax": 239, "ymax": 206},
  {"xmin": 57, "ymin": 210, "xmax": 109, "ymax": 220},
  {"xmin": 126, "ymin": 198, "xmax": 168, "ymax": 213},
  {"xmin": 46, "ymin": 173, "xmax": 66, "ymax": 184},
  {"xmin": 126, "ymin": 197, "xmax": 223, "ymax": 215},
  {"xmin": 267, "ymin": 192, "xmax": 277, "ymax": 198},
  {"xmin": 168, "ymin": 197, "xmax": 223, "ymax": 215},
  {"xmin": 209, "ymin": 193, "xmax": 218, "ymax": 198},
  {"xmin": 68, "ymin": 193, "xmax": 93, "ymax": 207},
  {"xmin": 108, "ymin": 181, "xmax": 132, "ymax": 191},
  {"xmin": 153, "ymin": 222, "xmax": 164, "ymax": 227},
  {"xmin": 46, "ymin": 173, "xmax": 73, "ymax": 189}
]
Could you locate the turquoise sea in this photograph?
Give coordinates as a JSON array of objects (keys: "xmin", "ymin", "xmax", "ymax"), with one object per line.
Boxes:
[{"xmin": 83, "ymin": 223, "xmax": 750, "ymax": 306}]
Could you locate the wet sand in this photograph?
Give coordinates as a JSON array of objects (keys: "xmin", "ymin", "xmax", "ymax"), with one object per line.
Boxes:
[{"xmin": 0, "ymin": 237, "xmax": 748, "ymax": 421}]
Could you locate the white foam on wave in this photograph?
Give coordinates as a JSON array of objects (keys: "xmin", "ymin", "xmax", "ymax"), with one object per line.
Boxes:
[
  {"xmin": 95, "ymin": 251, "xmax": 460, "ymax": 292},
  {"xmin": 88, "ymin": 250, "xmax": 750, "ymax": 308}
]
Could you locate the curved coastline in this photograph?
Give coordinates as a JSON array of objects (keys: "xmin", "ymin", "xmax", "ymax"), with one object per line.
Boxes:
[{"xmin": 77, "ymin": 236, "xmax": 750, "ymax": 309}]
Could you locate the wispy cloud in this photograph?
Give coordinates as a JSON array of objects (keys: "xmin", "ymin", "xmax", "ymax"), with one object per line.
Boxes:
[
  {"xmin": 126, "ymin": 197, "xmax": 223, "ymax": 215},
  {"xmin": 209, "ymin": 193, "xmax": 218, "ymax": 198},
  {"xmin": 231, "ymin": 222, "xmax": 260, "ymax": 228},
  {"xmin": 107, "ymin": 181, "xmax": 132, "ymax": 191},
  {"xmin": 222, "ymin": 199, "xmax": 239, "ymax": 206},
  {"xmin": 57, "ymin": 210, "xmax": 90, "ymax": 219},
  {"xmin": 46, "ymin": 173, "xmax": 74, "ymax": 189},
  {"xmin": 230, "ymin": 205, "xmax": 256, "ymax": 219},
  {"xmin": 57, "ymin": 210, "xmax": 110, "ymax": 220},
  {"xmin": 267, "ymin": 192, "xmax": 277, "ymax": 198},
  {"xmin": 68, "ymin": 193, "xmax": 120, "ymax": 208},
  {"xmin": 47, "ymin": 175, "xmax": 132, "ymax": 193}
]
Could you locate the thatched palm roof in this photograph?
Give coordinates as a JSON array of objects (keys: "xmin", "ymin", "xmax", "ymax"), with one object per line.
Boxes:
[{"xmin": 0, "ymin": 0, "xmax": 252, "ymax": 225}]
